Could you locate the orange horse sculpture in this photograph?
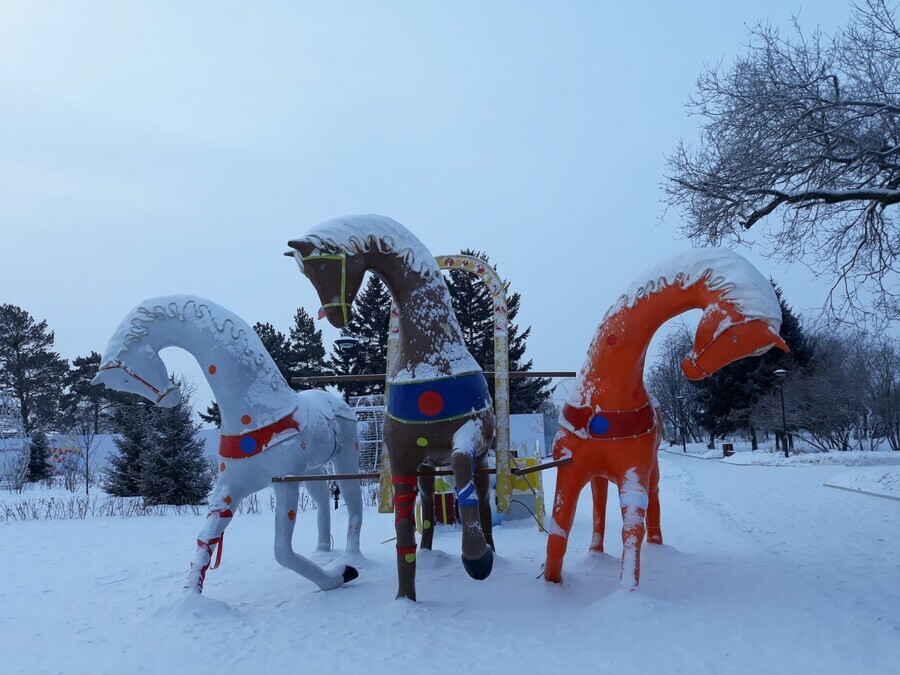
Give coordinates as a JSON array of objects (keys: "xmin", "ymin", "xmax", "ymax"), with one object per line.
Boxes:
[{"xmin": 544, "ymin": 248, "xmax": 788, "ymax": 588}]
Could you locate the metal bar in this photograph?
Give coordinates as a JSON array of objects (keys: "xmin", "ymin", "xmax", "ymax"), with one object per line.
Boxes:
[
  {"xmin": 271, "ymin": 457, "xmax": 571, "ymax": 484},
  {"xmin": 290, "ymin": 371, "xmax": 575, "ymax": 385}
]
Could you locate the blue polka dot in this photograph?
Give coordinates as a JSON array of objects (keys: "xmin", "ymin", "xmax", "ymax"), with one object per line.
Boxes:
[
  {"xmin": 589, "ymin": 415, "xmax": 610, "ymax": 436},
  {"xmin": 239, "ymin": 436, "xmax": 258, "ymax": 454}
]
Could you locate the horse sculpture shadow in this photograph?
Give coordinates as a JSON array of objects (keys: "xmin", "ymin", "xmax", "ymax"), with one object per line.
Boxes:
[
  {"xmin": 544, "ymin": 249, "xmax": 789, "ymax": 589},
  {"xmin": 92, "ymin": 295, "xmax": 362, "ymax": 596},
  {"xmin": 288, "ymin": 214, "xmax": 495, "ymax": 601}
]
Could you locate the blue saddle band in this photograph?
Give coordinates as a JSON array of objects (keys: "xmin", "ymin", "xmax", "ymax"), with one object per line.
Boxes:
[{"xmin": 386, "ymin": 372, "xmax": 492, "ymax": 424}]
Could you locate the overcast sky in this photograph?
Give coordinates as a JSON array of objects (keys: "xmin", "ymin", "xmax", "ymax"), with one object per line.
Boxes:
[{"xmin": 0, "ymin": 1, "xmax": 852, "ymax": 415}]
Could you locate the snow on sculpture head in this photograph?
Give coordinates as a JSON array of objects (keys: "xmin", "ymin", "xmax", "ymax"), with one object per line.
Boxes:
[
  {"xmin": 91, "ymin": 344, "xmax": 181, "ymax": 407},
  {"xmin": 286, "ymin": 214, "xmax": 438, "ymax": 328},
  {"xmin": 91, "ymin": 302, "xmax": 184, "ymax": 407},
  {"xmin": 609, "ymin": 248, "xmax": 789, "ymax": 381}
]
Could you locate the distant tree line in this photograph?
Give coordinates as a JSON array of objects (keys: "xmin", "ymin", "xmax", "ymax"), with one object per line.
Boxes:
[{"xmin": 647, "ymin": 284, "xmax": 900, "ymax": 453}]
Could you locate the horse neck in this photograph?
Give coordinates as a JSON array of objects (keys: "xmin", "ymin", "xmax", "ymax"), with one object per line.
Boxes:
[
  {"xmin": 574, "ymin": 282, "xmax": 720, "ymax": 409},
  {"xmin": 366, "ymin": 251, "xmax": 477, "ymax": 381},
  {"xmin": 137, "ymin": 302, "xmax": 296, "ymax": 434}
]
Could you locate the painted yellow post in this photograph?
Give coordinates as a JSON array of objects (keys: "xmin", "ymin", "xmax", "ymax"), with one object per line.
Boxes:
[
  {"xmin": 378, "ymin": 305, "xmax": 401, "ymax": 513},
  {"xmin": 435, "ymin": 255, "xmax": 512, "ymax": 512},
  {"xmin": 379, "ymin": 255, "xmax": 511, "ymax": 512}
]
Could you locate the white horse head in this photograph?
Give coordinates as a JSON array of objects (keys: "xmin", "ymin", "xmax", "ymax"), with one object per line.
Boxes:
[{"xmin": 92, "ymin": 344, "xmax": 181, "ymax": 407}]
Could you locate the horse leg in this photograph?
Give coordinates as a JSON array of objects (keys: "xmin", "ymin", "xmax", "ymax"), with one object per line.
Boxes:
[
  {"xmin": 474, "ymin": 452, "xmax": 494, "ymax": 551},
  {"xmin": 617, "ymin": 469, "xmax": 650, "ymax": 589},
  {"xmin": 304, "ymin": 475, "xmax": 333, "ymax": 552},
  {"xmin": 272, "ymin": 482, "xmax": 357, "ymax": 590},
  {"xmin": 589, "ymin": 476, "xmax": 608, "ymax": 553},
  {"xmin": 332, "ymin": 417, "xmax": 363, "ymax": 553},
  {"xmin": 646, "ymin": 455, "xmax": 662, "ymax": 545},
  {"xmin": 418, "ymin": 467, "xmax": 436, "ymax": 551},
  {"xmin": 452, "ymin": 420, "xmax": 493, "ymax": 581},
  {"xmin": 184, "ymin": 477, "xmax": 250, "ymax": 594},
  {"xmin": 391, "ymin": 452, "xmax": 420, "ymax": 601},
  {"xmin": 544, "ymin": 464, "xmax": 589, "ymax": 583}
]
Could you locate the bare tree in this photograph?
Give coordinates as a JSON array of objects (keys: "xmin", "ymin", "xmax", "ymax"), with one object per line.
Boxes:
[
  {"xmin": 646, "ymin": 323, "xmax": 701, "ymax": 442},
  {"xmin": 666, "ymin": 1, "xmax": 900, "ymax": 324}
]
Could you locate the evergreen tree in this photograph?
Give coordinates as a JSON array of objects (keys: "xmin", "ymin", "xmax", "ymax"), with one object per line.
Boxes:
[
  {"xmin": 331, "ymin": 275, "xmax": 392, "ymax": 399},
  {"xmin": 445, "ymin": 250, "xmax": 554, "ymax": 413},
  {"xmin": 253, "ymin": 322, "xmax": 292, "ymax": 382},
  {"xmin": 102, "ymin": 397, "xmax": 153, "ymax": 497},
  {"xmin": 0, "ymin": 304, "xmax": 68, "ymax": 434},
  {"xmin": 691, "ymin": 283, "xmax": 812, "ymax": 444},
  {"xmin": 288, "ymin": 307, "xmax": 333, "ymax": 386},
  {"xmin": 139, "ymin": 386, "xmax": 212, "ymax": 506},
  {"xmin": 63, "ymin": 352, "xmax": 116, "ymax": 434},
  {"xmin": 26, "ymin": 430, "xmax": 53, "ymax": 482},
  {"xmin": 198, "ymin": 401, "xmax": 221, "ymax": 428}
]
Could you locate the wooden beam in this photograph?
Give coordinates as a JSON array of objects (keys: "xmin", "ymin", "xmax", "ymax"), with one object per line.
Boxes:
[
  {"xmin": 271, "ymin": 457, "xmax": 571, "ymax": 483},
  {"xmin": 290, "ymin": 371, "xmax": 575, "ymax": 386}
]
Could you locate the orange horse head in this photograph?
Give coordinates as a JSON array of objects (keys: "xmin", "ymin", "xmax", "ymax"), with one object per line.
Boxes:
[{"xmin": 682, "ymin": 303, "xmax": 789, "ymax": 381}]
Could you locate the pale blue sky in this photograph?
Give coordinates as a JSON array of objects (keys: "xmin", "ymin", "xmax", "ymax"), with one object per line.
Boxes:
[{"xmin": 0, "ymin": 1, "xmax": 850, "ymax": 413}]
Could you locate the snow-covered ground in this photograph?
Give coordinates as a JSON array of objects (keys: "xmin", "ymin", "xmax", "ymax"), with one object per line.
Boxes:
[{"xmin": 1, "ymin": 453, "xmax": 898, "ymax": 675}]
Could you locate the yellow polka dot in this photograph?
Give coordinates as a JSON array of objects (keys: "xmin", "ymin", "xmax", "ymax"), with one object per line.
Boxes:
[
  {"xmin": 404, "ymin": 553, "xmax": 416, "ymax": 563},
  {"xmin": 416, "ymin": 437, "xmax": 428, "ymax": 447},
  {"xmin": 241, "ymin": 415, "xmax": 252, "ymax": 425},
  {"xmin": 423, "ymin": 520, "xmax": 431, "ymax": 530}
]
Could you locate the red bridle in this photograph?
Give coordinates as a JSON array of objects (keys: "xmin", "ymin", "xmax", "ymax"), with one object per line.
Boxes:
[{"xmin": 98, "ymin": 360, "xmax": 179, "ymax": 405}]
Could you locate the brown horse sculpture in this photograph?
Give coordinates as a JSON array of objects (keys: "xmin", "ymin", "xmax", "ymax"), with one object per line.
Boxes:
[
  {"xmin": 288, "ymin": 214, "xmax": 495, "ymax": 601},
  {"xmin": 544, "ymin": 248, "xmax": 788, "ymax": 588}
]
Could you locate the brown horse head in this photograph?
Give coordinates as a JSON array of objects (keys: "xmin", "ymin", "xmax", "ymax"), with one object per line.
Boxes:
[
  {"xmin": 286, "ymin": 240, "xmax": 368, "ymax": 328},
  {"xmin": 681, "ymin": 303, "xmax": 789, "ymax": 380}
]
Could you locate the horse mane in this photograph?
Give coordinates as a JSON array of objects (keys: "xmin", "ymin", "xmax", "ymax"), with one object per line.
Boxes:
[
  {"xmin": 101, "ymin": 296, "xmax": 283, "ymax": 391},
  {"xmin": 604, "ymin": 248, "xmax": 783, "ymax": 328},
  {"xmin": 297, "ymin": 214, "xmax": 441, "ymax": 278}
]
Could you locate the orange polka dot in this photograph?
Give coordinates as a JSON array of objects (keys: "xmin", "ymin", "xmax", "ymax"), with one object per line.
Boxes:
[
  {"xmin": 219, "ymin": 462, "xmax": 226, "ymax": 472},
  {"xmin": 288, "ymin": 510, "xmax": 296, "ymax": 521},
  {"xmin": 208, "ymin": 365, "xmax": 217, "ymax": 375},
  {"xmin": 241, "ymin": 415, "xmax": 252, "ymax": 425},
  {"xmin": 224, "ymin": 496, "xmax": 232, "ymax": 505}
]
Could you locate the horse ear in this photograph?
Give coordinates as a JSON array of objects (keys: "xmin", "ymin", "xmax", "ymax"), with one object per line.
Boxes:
[{"xmin": 283, "ymin": 250, "xmax": 294, "ymax": 257}]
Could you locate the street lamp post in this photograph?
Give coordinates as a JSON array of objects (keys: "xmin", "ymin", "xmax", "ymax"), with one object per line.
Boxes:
[
  {"xmin": 334, "ymin": 336, "xmax": 361, "ymax": 404},
  {"xmin": 675, "ymin": 395, "xmax": 687, "ymax": 453},
  {"xmin": 774, "ymin": 368, "xmax": 788, "ymax": 458}
]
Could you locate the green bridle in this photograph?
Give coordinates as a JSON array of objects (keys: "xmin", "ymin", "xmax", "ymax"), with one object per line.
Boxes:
[{"xmin": 295, "ymin": 250, "xmax": 352, "ymax": 325}]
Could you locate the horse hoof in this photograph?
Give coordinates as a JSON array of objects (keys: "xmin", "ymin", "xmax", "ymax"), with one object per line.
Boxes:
[
  {"xmin": 342, "ymin": 566, "xmax": 359, "ymax": 584},
  {"xmin": 461, "ymin": 547, "xmax": 493, "ymax": 580}
]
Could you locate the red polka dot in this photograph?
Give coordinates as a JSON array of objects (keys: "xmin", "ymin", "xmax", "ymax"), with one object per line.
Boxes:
[
  {"xmin": 288, "ymin": 510, "xmax": 296, "ymax": 521},
  {"xmin": 418, "ymin": 390, "xmax": 444, "ymax": 416},
  {"xmin": 219, "ymin": 462, "xmax": 226, "ymax": 472},
  {"xmin": 208, "ymin": 365, "xmax": 217, "ymax": 375},
  {"xmin": 606, "ymin": 334, "xmax": 618, "ymax": 346}
]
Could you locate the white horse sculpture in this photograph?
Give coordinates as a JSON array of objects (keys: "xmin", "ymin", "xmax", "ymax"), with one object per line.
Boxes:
[{"xmin": 92, "ymin": 295, "xmax": 362, "ymax": 594}]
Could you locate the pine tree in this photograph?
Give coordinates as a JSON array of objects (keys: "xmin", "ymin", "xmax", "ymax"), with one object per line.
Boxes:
[
  {"xmin": 26, "ymin": 430, "xmax": 53, "ymax": 482},
  {"xmin": 198, "ymin": 401, "xmax": 221, "ymax": 428},
  {"xmin": 332, "ymin": 275, "xmax": 392, "ymax": 399},
  {"xmin": 139, "ymin": 388, "xmax": 212, "ymax": 506},
  {"xmin": 445, "ymin": 250, "xmax": 554, "ymax": 413},
  {"xmin": 103, "ymin": 397, "xmax": 153, "ymax": 497},
  {"xmin": 63, "ymin": 352, "xmax": 115, "ymax": 434},
  {"xmin": 288, "ymin": 307, "xmax": 333, "ymax": 387},
  {"xmin": 0, "ymin": 304, "xmax": 69, "ymax": 435},
  {"xmin": 253, "ymin": 322, "xmax": 292, "ymax": 383}
]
